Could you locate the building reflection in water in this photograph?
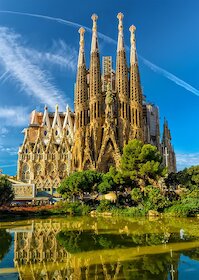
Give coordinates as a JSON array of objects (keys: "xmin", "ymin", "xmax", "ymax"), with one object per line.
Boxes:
[{"xmin": 4, "ymin": 218, "xmax": 185, "ymax": 279}]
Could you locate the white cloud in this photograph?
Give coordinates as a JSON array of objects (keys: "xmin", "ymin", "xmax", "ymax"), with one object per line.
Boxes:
[
  {"xmin": 139, "ymin": 56, "xmax": 199, "ymax": 97},
  {"xmin": 0, "ymin": 26, "xmax": 68, "ymax": 110},
  {"xmin": 176, "ymin": 152, "xmax": 199, "ymax": 170},
  {"xmin": 24, "ymin": 40, "xmax": 77, "ymax": 71},
  {"xmin": 0, "ymin": 126, "xmax": 9, "ymax": 137},
  {"xmin": 0, "ymin": 164, "xmax": 17, "ymax": 168},
  {"xmin": 0, "ymin": 144, "xmax": 18, "ymax": 155},
  {"xmin": 0, "ymin": 106, "xmax": 29, "ymax": 127},
  {"xmin": 0, "ymin": 10, "xmax": 199, "ymax": 99}
]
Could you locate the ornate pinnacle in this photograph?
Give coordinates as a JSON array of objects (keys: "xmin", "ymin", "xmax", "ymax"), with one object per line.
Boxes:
[
  {"xmin": 117, "ymin": 12, "xmax": 124, "ymax": 31},
  {"xmin": 55, "ymin": 104, "xmax": 59, "ymax": 111},
  {"xmin": 78, "ymin": 27, "xmax": 85, "ymax": 48},
  {"xmin": 117, "ymin": 12, "xmax": 124, "ymax": 20},
  {"xmin": 78, "ymin": 27, "xmax": 85, "ymax": 35},
  {"xmin": 91, "ymin": 14, "xmax": 98, "ymax": 32},
  {"xmin": 44, "ymin": 105, "xmax": 48, "ymax": 111},
  {"xmin": 129, "ymin": 25, "xmax": 136, "ymax": 33},
  {"xmin": 129, "ymin": 25, "xmax": 137, "ymax": 64},
  {"xmin": 91, "ymin": 13, "xmax": 98, "ymax": 21},
  {"xmin": 129, "ymin": 25, "xmax": 136, "ymax": 46},
  {"xmin": 91, "ymin": 13, "xmax": 99, "ymax": 52}
]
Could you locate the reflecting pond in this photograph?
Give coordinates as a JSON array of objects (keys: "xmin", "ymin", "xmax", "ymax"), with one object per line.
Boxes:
[{"xmin": 1, "ymin": 216, "xmax": 199, "ymax": 279}]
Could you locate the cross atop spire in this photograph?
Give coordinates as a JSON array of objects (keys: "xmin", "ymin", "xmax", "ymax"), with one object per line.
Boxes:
[
  {"xmin": 91, "ymin": 13, "xmax": 99, "ymax": 53},
  {"xmin": 117, "ymin": 12, "xmax": 125, "ymax": 52},
  {"xmin": 129, "ymin": 25, "xmax": 137, "ymax": 64},
  {"xmin": 77, "ymin": 27, "xmax": 86, "ymax": 67}
]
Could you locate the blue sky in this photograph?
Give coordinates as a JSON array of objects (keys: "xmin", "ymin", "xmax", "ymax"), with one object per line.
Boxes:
[{"xmin": 0, "ymin": 0, "xmax": 199, "ymax": 175}]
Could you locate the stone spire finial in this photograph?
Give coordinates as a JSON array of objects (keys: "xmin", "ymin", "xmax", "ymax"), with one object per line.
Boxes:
[
  {"xmin": 55, "ymin": 104, "xmax": 59, "ymax": 111},
  {"xmin": 78, "ymin": 27, "xmax": 85, "ymax": 67},
  {"xmin": 129, "ymin": 25, "xmax": 137, "ymax": 64},
  {"xmin": 91, "ymin": 13, "xmax": 99, "ymax": 53},
  {"xmin": 42, "ymin": 105, "xmax": 50, "ymax": 127},
  {"xmin": 91, "ymin": 14, "xmax": 98, "ymax": 31},
  {"xmin": 117, "ymin": 12, "xmax": 124, "ymax": 29},
  {"xmin": 117, "ymin": 12, "xmax": 125, "ymax": 52}
]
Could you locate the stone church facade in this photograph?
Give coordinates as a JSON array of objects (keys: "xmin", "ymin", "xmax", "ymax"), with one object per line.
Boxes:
[{"xmin": 17, "ymin": 13, "xmax": 176, "ymax": 192}]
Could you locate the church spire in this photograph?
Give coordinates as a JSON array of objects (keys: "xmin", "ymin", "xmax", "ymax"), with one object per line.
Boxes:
[
  {"xmin": 116, "ymin": 12, "xmax": 129, "ymax": 148},
  {"xmin": 129, "ymin": 24, "xmax": 143, "ymax": 141},
  {"xmin": 75, "ymin": 27, "xmax": 88, "ymax": 129},
  {"xmin": 77, "ymin": 27, "xmax": 86, "ymax": 67},
  {"xmin": 116, "ymin": 12, "xmax": 128, "ymax": 96},
  {"xmin": 89, "ymin": 13, "xmax": 102, "ymax": 110},
  {"xmin": 91, "ymin": 14, "xmax": 99, "ymax": 53},
  {"xmin": 162, "ymin": 118, "xmax": 176, "ymax": 173},
  {"xmin": 89, "ymin": 13, "xmax": 103, "ymax": 164},
  {"xmin": 129, "ymin": 25, "xmax": 137, "ymax": 65},
  {"xmin": 117, "ymin": 12, "xmax": 125, "ymax": 52}
]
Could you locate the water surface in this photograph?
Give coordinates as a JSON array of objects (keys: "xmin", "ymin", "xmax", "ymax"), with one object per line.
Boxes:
[{"xmin": 0, "ymin": 216, "xmax": 199, "ymax": 279}]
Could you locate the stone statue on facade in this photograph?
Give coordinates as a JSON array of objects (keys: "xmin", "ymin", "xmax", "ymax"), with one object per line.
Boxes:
[{"xmin": 105, "ymin": 81, "xmax": 115, "ymax": 122}]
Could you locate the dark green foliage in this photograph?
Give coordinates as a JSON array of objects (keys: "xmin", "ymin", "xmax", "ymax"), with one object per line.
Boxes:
[
  {"xmin": 97, "ymin": 166, "xmax": 127, "ymax": 194},
  {"xmin": 166, "ymin": 165, "xmax": 199, "ymax": 190},
  {"xmin": 53, "ymin": 201, "xmax": 91, "ymax": 216},
  {"xmin": 111, "ymin": 206, "xmax": 146, "ymax": 217},
  {"xmin": 121, "ymin": 140, "xmax": 166, "ymax": 186},
  {"xmin": 165, "ymin": 197, "xmax": 199, "ymax": 217},
  {"xmin": 96, "ymin": 200, "xmax": 113, "ymax": 212},
  {"xmin": 0, "ymin": 175, "xmax": 14, "ymax": 206},
  {"xmin": 143, "ymin": 185, "xmax": 171, "ymax": 211},
  {"xmin": 131, "ymin": 188, "xmax": 143, "ymax": 204},
  {"xmin": 0, "ymin": 229, "xmax": 12, "ymax": 261},
  {"xmin": 56, "ymin": 140, "xmax": 199, "ymax": 218},
  {"xmin": 58, "ymin": 170, "xmax": 102, "ymax": 200},
  {"xmin": 130, "ymin": 185, "xmax": 171, "ymax": 213}
]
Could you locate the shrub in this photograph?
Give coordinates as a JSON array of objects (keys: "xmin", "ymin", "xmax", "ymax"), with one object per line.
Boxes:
[
  {"xmin": 55, "ymin": 201, "xmax": 91, "ymax": 216},
  {"xmin": 111, "ymin": 206, "xmax": 146, "ymax": 217},
  {"xmin": 165, "ymin": 198, "xmax": 199, "ymax": 217},
  {"xmin": 96, "ymin": 200, "xmax": 113, "ymax": 212}
]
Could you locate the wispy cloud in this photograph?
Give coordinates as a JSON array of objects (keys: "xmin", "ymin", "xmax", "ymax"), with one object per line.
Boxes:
[
  {"xmin": 139, "ymin": 56, "xmax": 199, "ymax": 97},
  {"xmin": 0, "ymin": 10, "xmax": 199, "ymax": 99},
  {"xmin": 0, "ymin": 10, "xmax": 117, "ymax": 45},
  {"xmin": 0, "ymin": 106, "xmax": 29, "ymax": 127},
  {"xmin": 0, "ymin": 144, "xmax": 18, "ymax": 155},
  {"xmin": 0, "ymin": 26, "xmax": 68, "ymax": 110},
  {"xmin": 0, "ymin": 164, "xmax": 17, "ymax": 168},
  {"xmin": 0, "ymin": 126, "xmax": 9, "ymax": 137},
  {"xmin": 24, "ymin": 40, "xmax": 77, "ymax": 71},
  {"xmin": 176, "ymin": 153, "xmax": 199, "ymax": 170}
]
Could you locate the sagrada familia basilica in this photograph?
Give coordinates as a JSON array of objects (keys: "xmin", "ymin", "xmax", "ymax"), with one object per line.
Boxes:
[{"xmin": 17, "ymin": 13, "xmax": 176, "ymax": 194}]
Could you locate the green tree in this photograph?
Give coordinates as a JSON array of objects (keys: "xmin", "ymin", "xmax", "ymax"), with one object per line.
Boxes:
[
  {"xmin": 131, "ymin": 187, "xmax": 143, "ymax": 205},
  {"xmin": 98, "ymin": 167, "xmax": 124, "ymax": 193},
  {"xmin": 0, "ymin": 175, "xmax": 14, "ymax": 207},
  {"xmin": 144, "ymin": 185, "xmax": 170, "ymax": 211},
  {"xmin": 165, "ymin": 170, "xmax": 190, "ymax": 189},
  {"xmin": 58, "ymin": 170, "xmax": 102, "ymax": 200},
  {"xmin": 121, "ymin": 140, "xmax": 166, "ymax": 187}
]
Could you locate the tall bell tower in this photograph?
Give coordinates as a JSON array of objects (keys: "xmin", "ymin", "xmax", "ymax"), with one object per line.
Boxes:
[
  {"xmin": 89, "ymin": 14, "xmax": 104, "ymax": 165},
  {"xmin": 129, "ymin": 25, "xmax": 143, "ymax": 140},
  {"xmin": 72, "ymin": 27, "xmax": 88, "ymax": 170},
  {"xmin": 116, "ymin": 13, "xmax": 130, "ymax": 149}
]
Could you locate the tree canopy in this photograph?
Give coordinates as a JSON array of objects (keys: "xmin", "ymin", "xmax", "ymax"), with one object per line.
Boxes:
[
  {"xmin": 0, "ymin": 175, "xmax": 14, "ymax": 207},
  {"xmin": 166, "ymin": 165, "xmax": 199, "ymax": 190},
  {"xmin": 121, "ymin": 140, "xmax": 166, "ymax": 187},
  {"xmin": 58, "ymin": 170, "xmax": 102, "ymax": 199}
]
